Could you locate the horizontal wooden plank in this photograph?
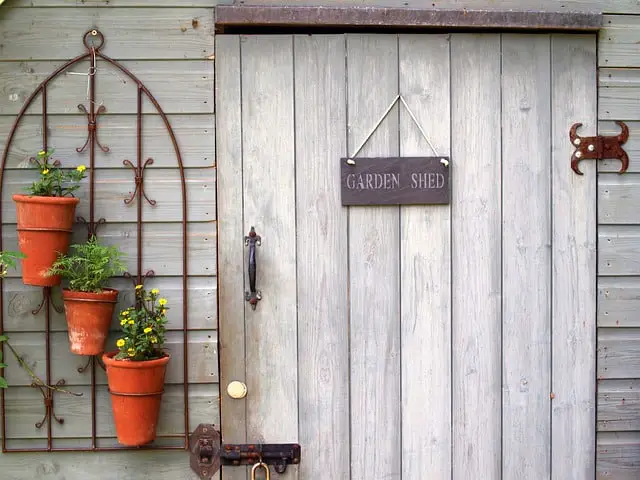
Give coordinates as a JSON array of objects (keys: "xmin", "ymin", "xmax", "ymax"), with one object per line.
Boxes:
[
  {"xmin": 0, "ymin": 448, "xmax": 216, "ymax": 480},
  {"xmin": 599, "ymin": 121, "xmax": 640, "ymax": 173},
  {"xmin": 2, "ymin": 168, "xmax": 215, "ymax": 223},
  {"xmin": 599, "ymin": 69, "xmax": 640, "ymax": 120},
  {"xmin": 599, "ymin": 277, "xmax": 640, "ymax": 327},
  {"xmin": 0, "ymin": 114, "xmax": 215, "ymax": 169},
  {"xmin": 0, "ymin": 61, "xmax": 213, "ymax": 115},
  {"xmin": 216, "ymin": 5, "xmax": 601, "ymax": 30},
  {"xmin": 598, "ymin": 328, "xmax": 640, "ymax": 379},
  {"xmin": 599, "ymin": 174, "xmax": 640, "ymax": 224},
  {"xmin": 0, "ymin": 8, "xmax": 214, "ymax": 60},
  {"xmin": 598, "ymin": 379, "xmax": 640, "ymax": 431},
  {"xmin": 1, "ymin": 221, "xmax": 217, "ymax": 277},
  {"xmin": 599, "ymin": 226, "xmax": 640, "ymax": 276},
  {"xmin": 3, "ymin": 383, "xmax": 218, "ymax": 439},
  {"xmin": 2, "ymin": 276, "xmax": 216, "ymax": 332},
  {"xmin": 599, "ymin": 16, "xmax": 640, "ymax": 68},
  {"xmin": 11, "ymin": 0, "xmax": 231, "ymax": 5},
  {"xmin": 2, "ymin": 330, "xmax": 218, "ymax": 386},
  {"xmin": 597, "ymin": 432, "xmax": 640, "ymax": 479}
]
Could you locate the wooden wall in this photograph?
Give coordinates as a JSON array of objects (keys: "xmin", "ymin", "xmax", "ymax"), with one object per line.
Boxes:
[
  {"xmin": 0, "ymin": 2, "xmax": 221, "ymax": 478},
  {"xmin": 1, "ymin": 0, "xmax": 640, "ymax": 479}
]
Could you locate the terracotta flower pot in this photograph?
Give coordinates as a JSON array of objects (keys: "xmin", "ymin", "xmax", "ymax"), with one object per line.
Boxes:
[
  {"xmin": 102, "ymin": 351, "xmax": 170, "ymax": 446},
  {"xmin": 12, "ymin": 194, "xmax": 80, "ymax": 286},
  {"xmin": 62, "ymin": 289, "xmax": 118, "ymax": 355}
]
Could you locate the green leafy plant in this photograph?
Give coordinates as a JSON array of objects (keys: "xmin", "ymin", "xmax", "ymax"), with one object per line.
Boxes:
[
  {"xmin": 0, "ymin": 250, "xmax": 25, "ymax": 278},
  {"xmin": 25, "ymin": 148, "xmax": 87, "ymax": 197},
  {"xmin": 48, "ymin": 236, "xmax": 126, "ymax": 293},
  {"xmin": 115, "ymin": 286, "xmax": 168, "ymax": 361}
]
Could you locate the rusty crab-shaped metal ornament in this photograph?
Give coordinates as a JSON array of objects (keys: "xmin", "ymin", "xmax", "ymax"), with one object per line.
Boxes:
[{"xmin": 570, "ymin": 121, "xmax": 629, "ymax": 175}]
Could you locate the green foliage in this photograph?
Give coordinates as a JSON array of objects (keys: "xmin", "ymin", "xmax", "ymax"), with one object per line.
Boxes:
[
  {"xmin": 0, "ymin": 251, "xmax": 25, "ymax": 278},
  {"xmin": 0, "ymin": 334, "xmax": 7, "ymax": 389},
  {"xmin": 25, "ymin": 149, "xmax": 86, "ymax": 197},
  {"xmin": 115, "ymin": 286, "xmax": 168, "ymax": 361},
  {"xmin": 48, "ymin": 236, "xmax": 126, "ymax": 293}
]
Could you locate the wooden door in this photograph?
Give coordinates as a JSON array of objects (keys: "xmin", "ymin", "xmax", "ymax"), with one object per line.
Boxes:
[{"xmin": 216, "ymin": 33, "xmax": 597, "ymax": 479}]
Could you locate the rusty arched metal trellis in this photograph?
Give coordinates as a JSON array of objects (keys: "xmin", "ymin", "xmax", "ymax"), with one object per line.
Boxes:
[{"xmin": 0, "ymin": 29, "xmax": 190, "ymax": 452}]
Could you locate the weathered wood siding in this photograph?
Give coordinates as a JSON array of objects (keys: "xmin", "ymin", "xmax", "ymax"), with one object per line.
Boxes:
[
  {"xmin": 0, "ymin": 3, "xmax": 219, "ymax": 479},
  {"xmin": 217, "ymin": 32, "xmax": 597, "ymax": 480}
]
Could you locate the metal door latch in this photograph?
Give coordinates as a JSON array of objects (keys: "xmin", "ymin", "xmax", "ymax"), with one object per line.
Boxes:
[
  {"xmin": 570, "ymin": 121, "xmax": 629, "ymax": 175},
  {"xmin": 190, "ymin": 424, "xmax": 301, "ymax": 479}
]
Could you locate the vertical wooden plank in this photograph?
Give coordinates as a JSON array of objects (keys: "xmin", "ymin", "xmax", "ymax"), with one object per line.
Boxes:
[
  {"xmin": 294, "ymin": 35, "xmax": 350, "ymax": 480},
  {"xmin": 551, "ymin": 34, "xmax": 597, "ymax": 480},
  {"xmin": 501, "ymin": 34, "xmax": 552, "ymax": 479},
  {"xmin": 451, "ymin": 33, "xmax": 502, "ymax": 480},
  {"xmin": 215, "ymin": 34, "xmax": 247, "ymax": 480},
  {"xmin": 398, "ymin": 34, "xmax": 451, "ymax": 478},
  {"xmin": 347, "ymin": 34, "xmax": 401, "ymax": 479},
  {"xmin": 241, "ymin": 35, "xmax": 299, "ymax": 454}
]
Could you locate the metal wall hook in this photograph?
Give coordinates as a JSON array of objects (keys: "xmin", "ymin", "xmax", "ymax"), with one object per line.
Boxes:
[{"xmin": 245, "ymin": 227, "xmax": 262, "ymax": 310}]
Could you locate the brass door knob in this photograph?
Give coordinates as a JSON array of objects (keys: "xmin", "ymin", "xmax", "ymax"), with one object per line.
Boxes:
[{"xmin": 227, "ymin": 381, "xmax": 247, "ymax": 399}]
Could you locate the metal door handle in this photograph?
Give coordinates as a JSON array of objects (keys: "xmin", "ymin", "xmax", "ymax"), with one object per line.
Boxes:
[{"xmin": 244, "ymin": 226, "xmax": 261, "ymax": 310}]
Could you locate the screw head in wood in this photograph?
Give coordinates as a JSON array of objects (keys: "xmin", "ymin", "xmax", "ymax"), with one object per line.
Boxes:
[
  {"xmin": 573, "ymin": 138, "xmax": 581, "ymax": 146},
  {"xmin": 588, "ymin": 144, "xmax": 595, "ymax": 152},
  {"xmin": 575, "ymin": 151, "xmax": 582, "ymax": 158},
  {"xmin": 227, "ymin": 381, "xmax": 248, "ymax": 399}
]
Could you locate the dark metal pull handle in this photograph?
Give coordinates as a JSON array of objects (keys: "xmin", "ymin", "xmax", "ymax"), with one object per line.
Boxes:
[{"xmin": 244, "ymin": 226, "xmax": 262, "ymax": 310}]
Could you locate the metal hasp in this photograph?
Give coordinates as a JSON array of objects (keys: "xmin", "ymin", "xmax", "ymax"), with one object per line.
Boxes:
[
  {"xmin": 244, "ymin": 226, "xmax": 262, "ymax": 310},
  {"xmin": 570, "ymin": 121, "xmax": 629, "ymax": 175},
  {"xmin": 189, "ymin": 424, "xmax": 301, "ymax": 478}
]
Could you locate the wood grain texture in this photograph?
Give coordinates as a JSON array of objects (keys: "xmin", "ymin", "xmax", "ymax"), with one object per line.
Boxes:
[
  {"xmin": 0, "ymin": 60, "xmax": 213, "ymax": 115},
  {"xmin": 599, "ymin": 121, "xmax": 640, "ymax": 173},
  {"xmin": 398, "ymin": 33, "xmax": 451, "ymax": 479},
  {"xmin": 241, "ymin": 36, "xmax": 299, "ymax": 454},
  {"xmin": 0, "ymin": 114, "xmax": 215, "ymax": 170},
  {"xmin": 2, "ymin": 168, "xmax": 215, "ymax": 224},
  {"xmin": 551, "ymin": 33, "xmax": 597, "ymax": 480},
  {"xmin": 214, "ymin": 35, "xmax": 247, "ymax": 480},
  {"xmin": 2, "ymin": 330, "xmax": 218, "ymax": 386},
  {"xmin": 0, "ymin": 8, "xmax": 214, "ymax": 60},
  {"xmin": 599, "ymin": 15, "xmax": 640, "ymax": 68},
  {"xmin": 598, "ymin": 277, "xmax": 640, "ymax": 327},
  {"xmin": 599, "ymin": 174, "xmax": 640, "ymax": 224},
  {"xmin": 501, "ymin": 33, "xmax": 551, "ymax": 480},
  {"xmin": 294, "ymin": 34, "xmax": 350, "ymax": 480},
  {"xmin": 598, "ymin": 328, "xmax": 640, "ymax": 379},
  {"xmin": 2, "ymin": 384, "xmax": 218, "ymax": 439},
  {"xmin": 1, "ymin": 222, "xmax": 216, "ymax": 278},
  {"xmin": 2, "ymin": 277, "xmax": 215, "ymax": 332},
  {"xmin": 599, "ymin": 68, "xmax": 640, "ymax": 121},
  {"xmin": 0, "ymin": 450, "xmax": 217, "ymax": 480},
  {"xmin": 9, "ymin": 0, "xmax": 232, "ymax": 5},
  {"xmin": 347, "ymin": 34, "xmax": 401, "ymax": 480},
  {"xmin": 451, "ymin": 33, "xmax": 501, "ymax": 480},
  {"xmin": 599, "ymin": 226, "xmax": 640, "ymax": 276},
  {"xmin": 598, "ymin": 379, "xmax": 640, "ymax": 431},
  {"xmin": 597, "ymin": 432, "xmax": 640, "ymax": 480}
]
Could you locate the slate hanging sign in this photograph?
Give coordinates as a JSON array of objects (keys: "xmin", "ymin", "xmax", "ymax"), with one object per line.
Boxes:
[{"xmin": 341, "ymin": 156, "xmax": 450, "ymax": 206}]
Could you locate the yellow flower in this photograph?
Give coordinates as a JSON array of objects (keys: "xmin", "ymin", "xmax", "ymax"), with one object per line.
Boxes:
[
  {"xmin": 120, "ymin": 319, "xmax": 127, "ymax": 326},
  {"xmin": 135, "ymin": 284, "xmax": 143, "ymax": 291},
  {"xmin": 120, "ymin": 310, "xmax": 128, "ymax": 317},
  {"xmin": 150, "ymin": 336, "xmax": 158, "ymax": 344},
  {"xmin": 151, "ymin": 288, "xmax": 160, "ymax": 295},
  {"xmin": 116, "ymin": 339, "xmax": 125, "ymax": 348},
  {"xmin": 38, "ymin": 150, "xmax": 46, "ymax": 156},
  {"xmin": 144, "ymin": 327, "xmax": 152, "ymax": 334},
  {"xmin": 127, "ymin": 348, "xmax": 135, "ymax": 357},
  {"xmin": 42, "ymin": 169, "xmax": 49, "ymax": 175},
  {"xmin": 76, "ymin": 165, "xmax": 87, "ymax": 173},
  {"xmin": 128, "ymin": 319, "xmax": 135, "ymax": 325},
  {"xmin": 158, "ymin": 298, "xmax": 167, "ymax": 306}
]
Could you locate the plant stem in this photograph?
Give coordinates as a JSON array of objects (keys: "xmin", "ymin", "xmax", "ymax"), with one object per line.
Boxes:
[{"xmin": 4, "ymin": 341, "xmax": 83, "ymax": 397}]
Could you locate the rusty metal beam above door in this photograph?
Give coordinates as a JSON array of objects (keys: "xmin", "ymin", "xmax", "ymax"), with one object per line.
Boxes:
[{"xmin": 215, "ymin": 6, "xmax": 602, "ymax": 32}]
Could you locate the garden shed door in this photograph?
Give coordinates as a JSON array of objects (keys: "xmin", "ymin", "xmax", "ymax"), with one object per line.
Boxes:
[{"xmin": 216, "ymin": 33, "xmax": 597, "ymax": 479}]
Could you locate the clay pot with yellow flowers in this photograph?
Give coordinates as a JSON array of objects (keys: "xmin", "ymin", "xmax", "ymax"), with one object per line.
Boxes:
[
  {"xmin": 48, "ymin": 236, "xmax": 126, "ymax": 355},
  {"xmin": 13, "ymin": 149, "xmax": 87, "ymax": 286},
  {"xmin": 103, "ymin": 286, "xmax": 170, "ymax": 446}
]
